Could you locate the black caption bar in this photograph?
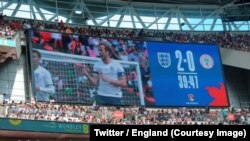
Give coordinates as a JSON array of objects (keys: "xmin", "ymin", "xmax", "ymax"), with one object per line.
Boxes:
[{"xmin": 90, "ymin": 125, "xmax": 250, "ymax": 141}]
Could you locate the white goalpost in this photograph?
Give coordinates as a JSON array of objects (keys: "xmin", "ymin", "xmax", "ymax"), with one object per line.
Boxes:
[{"xmin": 35, "ymin": 49, "xmax": 145, "ymax": 105}]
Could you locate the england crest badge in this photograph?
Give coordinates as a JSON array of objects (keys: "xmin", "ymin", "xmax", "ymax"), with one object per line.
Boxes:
[{"xmin": 157, "ymin": 52, "xmax": 171, "ymax": 68}]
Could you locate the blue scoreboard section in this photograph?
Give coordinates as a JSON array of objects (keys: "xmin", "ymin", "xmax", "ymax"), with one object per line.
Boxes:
[{"xmin": 147, "ymin": 42, "xmax": 228, "ymax": 107}]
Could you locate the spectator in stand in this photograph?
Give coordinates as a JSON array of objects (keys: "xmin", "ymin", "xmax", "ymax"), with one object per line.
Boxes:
[
  {"xmin": 75, "ymin": 46, "xmax": 83, "ymax": 55},
  {"xmin": 51, "ymin": 32, "xmax": 62, "ymax": 51},
  {"xmin": 110, "ymin": 44, "xmax": 120, "ymax": 60},
  {"xmin": 120, "ymin": 49, "xmax": 129, "ymax": 61},
  {"xmin": 87, "ymin": 44, "xmax": 97, "ymax": 57},
  {"xmin": 0, "ymin": 13, "xmax": 3, "ymax": 24},
  {"xmin": 128, "ymin": 47, "xmax": 139, "ymax": 62},
  {"xmin": 59, "ymin": 20, "xmax": 64, "ymax": 31}
]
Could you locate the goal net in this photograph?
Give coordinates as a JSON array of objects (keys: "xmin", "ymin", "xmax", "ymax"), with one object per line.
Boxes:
[{"xmin": 34, "ymin": 49, "xmax": 145, "ymax": 106}]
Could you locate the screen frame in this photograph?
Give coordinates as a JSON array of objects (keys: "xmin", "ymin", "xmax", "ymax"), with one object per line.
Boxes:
[
  {"xmin": 27, "ymin": 29, "xmax": 230, "ymax": 108},
  {"xmin": 215, "ymin": 43, "xmax": 230, "ymax": 108},
  {"xmin": 27, "ymin": 29, "xmax": 37, "ymax": 102}
]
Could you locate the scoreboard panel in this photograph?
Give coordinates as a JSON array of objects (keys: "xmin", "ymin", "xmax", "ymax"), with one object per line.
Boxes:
[{"xmin": 147, "ymin": 42, "xmax": 228, "ymax": 107}]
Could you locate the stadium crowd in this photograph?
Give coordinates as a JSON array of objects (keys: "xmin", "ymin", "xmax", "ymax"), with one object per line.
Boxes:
[
  {"xmin": 0, "ymin": 15, "xmax": 249, "ymax": 52},
  {"xmin": 5, "ymin": 101, "xmax": 250, "ymax": 125},
  {"xmin": 1, "ymin": 15, "xmax": 250, "ymax": 126},
  {"xmin": 0, "ymin": 13, "xmax": 23, "ymax": 38}
]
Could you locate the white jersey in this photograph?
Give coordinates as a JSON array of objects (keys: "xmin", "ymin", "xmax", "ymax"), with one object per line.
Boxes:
[
  {"xmin": 93, "ymin": 60, "xmax": 124, "ymax": 98},
  {"xmin": 52, "ymin": 33, "xmax": 62, "ymax": 40},
  {"xmin": 34, "ymin": 66, "xmax": 54, "ymax": 102}
]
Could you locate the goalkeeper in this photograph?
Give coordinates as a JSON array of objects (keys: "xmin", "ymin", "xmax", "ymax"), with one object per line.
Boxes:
[
  {"xmin": 82, "ymin": 43, "xmax": 127, "ymax": 105},
  {"xmin": 33, "ymin": 50, "xmax": 55, "ymax": 102}
]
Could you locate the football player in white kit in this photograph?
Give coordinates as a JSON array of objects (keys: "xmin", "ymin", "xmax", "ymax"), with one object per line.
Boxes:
[
  {"xmin": 33, "ymin": 50, "xmax": 55, "ymax": 102},
  {"xmin": 82, "ymin": 43, "xmax": 127, "ymax": 105}
]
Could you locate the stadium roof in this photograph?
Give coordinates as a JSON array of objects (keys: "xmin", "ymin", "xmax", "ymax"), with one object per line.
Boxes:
[
  {"xmin": 120, "ymin": 0, "xmax": 232, "ymax": 5},
  {"xmin": 0, "ymin": 0, "xmax": 249, "ymax": 31}
]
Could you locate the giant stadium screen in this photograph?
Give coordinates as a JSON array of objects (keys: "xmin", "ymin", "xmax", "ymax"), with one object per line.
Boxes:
[{"xmin": 28, "ymin": 30, "xmax": 229, "ymax": 107}]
